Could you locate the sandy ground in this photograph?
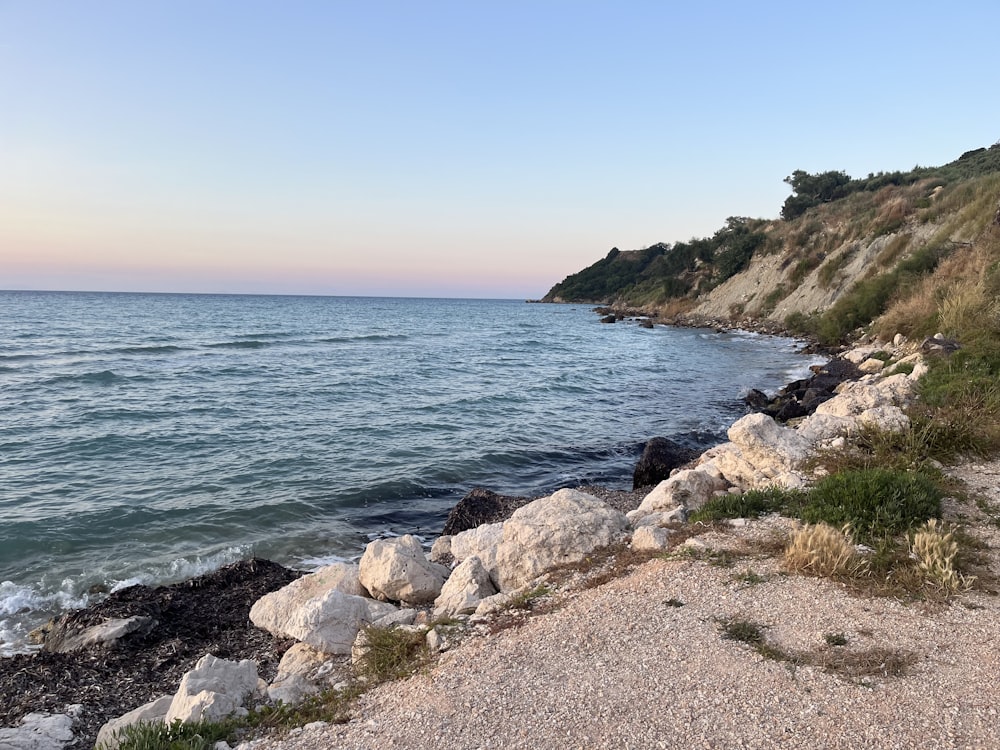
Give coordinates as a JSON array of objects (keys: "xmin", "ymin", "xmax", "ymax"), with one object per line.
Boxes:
[{"xmin": 250, "ymin": 464, "xmax": 1000, "ymax": 750}]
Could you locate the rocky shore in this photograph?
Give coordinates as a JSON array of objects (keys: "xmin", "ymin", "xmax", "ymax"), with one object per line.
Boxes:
[{"xmin": 0, "ymin": 332, "xmax": 964, "ymax": 750}]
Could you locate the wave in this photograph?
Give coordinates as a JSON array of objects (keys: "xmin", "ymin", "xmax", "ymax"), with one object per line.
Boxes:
[
  {"xmin": 317, "ymin": 333, "xmax": 409, "ymax": 344},
  {"xmin": 206, "ymin": 340, "xmax": 272, "ymax": 349},
  {"xmin": 42, "ymin": 369, "xmax": 121, "ymax": 386},
  {"xmin": 112, "ymin": 344, "xmax": 187, "ymax": 356},
  {"xmin": 0, "ymin": 545, "xmax": 253, "ymax": 655}
]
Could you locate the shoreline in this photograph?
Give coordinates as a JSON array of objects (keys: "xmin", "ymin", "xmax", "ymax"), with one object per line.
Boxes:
[{"xmin": 0, "ymin": 321, "xmax": 841, "ymax": 748}]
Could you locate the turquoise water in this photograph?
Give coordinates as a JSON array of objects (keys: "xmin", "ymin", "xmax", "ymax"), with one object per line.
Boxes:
[{"xmin": 0, "ymin": 291, "xmax": 816, "ymax": 652}]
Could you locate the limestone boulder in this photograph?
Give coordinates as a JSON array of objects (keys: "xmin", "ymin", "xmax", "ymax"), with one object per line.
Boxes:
[
  {"xmin": 631, "ymin": 526, "xmax": 672, "ymax": 551},
  {"xmin": 0, "ymin": 711, "xmax": 76, "ymax": 750},
  {"xmin": 728, "ymin": 413, "xmax": 811, "ymax": 472},
  {"xmin": 815, "ymin": 383, "xmax": 887, "ymax": 418},
  {"xmin": 433, "ymin": 555, "xmax": 497, "ymax": 618},
  {"xmin": 164, "ymin": 654, "xmax": 261, "ymax": 725},
  {"xmin": 249, "ymin": 562, "xmax": 364, "ymax": 636},
  {"xmin": 96, "ymin": 696, "xmax": 172, "ymax": 750},
  {"xmin": 358, "ymin": 535, "xmax": 449, "ymax": 605},
  {"xmin": 450, "ymin": 522, "xmax": 504, "ymax": 573},
  {"xmin": 633, "ymin": 469, "xmax": 722, "ymax": 519},
  {"xmin": 493, "ymin": 489, "xmax": 628, "ymax": 591},
  {"xmin": 267, "ymin": 643, "xmax": 343, "ymax": 706},
  {"xmin": 796, "ymin": 413, "xmax": 857, "ymax": 444},
  {"xmin": 268, "ymin": 588, "xmax": 397, "ymax": 654}
]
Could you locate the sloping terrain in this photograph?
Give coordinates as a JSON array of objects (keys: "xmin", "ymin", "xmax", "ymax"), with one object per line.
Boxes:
[{"xmin": 543, "ymin": 143, "xmax": 1000, "ymax": 345}]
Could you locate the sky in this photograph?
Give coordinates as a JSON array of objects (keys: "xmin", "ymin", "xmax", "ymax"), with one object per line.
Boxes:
[{"xmin": 2, "ymin": 2, "xmax": 999, "ymax": 299}]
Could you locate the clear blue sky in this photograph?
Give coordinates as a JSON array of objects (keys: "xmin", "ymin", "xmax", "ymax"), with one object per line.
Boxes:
[{"xmin": 2, "ymin": 1, "xmax": 998, "ymax": 298}]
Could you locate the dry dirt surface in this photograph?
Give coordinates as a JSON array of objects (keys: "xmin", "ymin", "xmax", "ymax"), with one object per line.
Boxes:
[{"xmin": 256, "ymin": 513, "xmax": 1000, "ymax": 750}]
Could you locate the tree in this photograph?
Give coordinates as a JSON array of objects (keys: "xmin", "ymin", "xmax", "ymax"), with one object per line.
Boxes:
[{"xmin": 781, "ymin": 170, "xmax": 852, "ymax": 220}]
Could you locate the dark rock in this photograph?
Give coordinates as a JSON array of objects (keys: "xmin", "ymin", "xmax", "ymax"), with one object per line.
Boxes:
[
  {"xmin": 746, "ymin": 357, "xmax": 862, "ymax": 423},
  {"xmin": 441, "ymin": 488, "xmax": 533, "ymax": 536},
  {"xmin": 633, "ymin": 437, "xmax": 698, "ymax": 490},
  {"xmin": 743, "ymin": 389, "xmax": 769, "ymax": 410},
  {"xmin": 638, "ymin": 318, "xmax": 654, "ymax": 329},
  {"xmin": 600, "ymin": 315, "xmax": 617, "ymax": 324}
]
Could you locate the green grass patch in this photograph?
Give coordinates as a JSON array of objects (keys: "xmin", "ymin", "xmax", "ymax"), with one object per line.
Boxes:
[
  {"xmin": 688, "ymin": 487, "xmax": 806, "ymax": 522},
  {"xmin": 801, "ymin": 469, "xmax": 942, "ymax": 544}
]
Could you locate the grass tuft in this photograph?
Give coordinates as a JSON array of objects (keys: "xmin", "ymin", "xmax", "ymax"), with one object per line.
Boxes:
[{"xmin": 784, "ymin": 523, "xmax": 867, "ymax": 578}]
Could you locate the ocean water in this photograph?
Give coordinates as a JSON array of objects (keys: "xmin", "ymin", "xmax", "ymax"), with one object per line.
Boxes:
[{"xmin": 0, "ymin": 291, "xmax": 818, "ymax": 653}]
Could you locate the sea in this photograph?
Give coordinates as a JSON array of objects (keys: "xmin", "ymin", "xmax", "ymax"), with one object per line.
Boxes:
[{"xmin": 0, "ymin": 291, "xmax": 820, "ymax": 654}]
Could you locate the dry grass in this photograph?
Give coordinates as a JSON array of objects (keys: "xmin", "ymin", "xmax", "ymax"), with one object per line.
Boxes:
[
  {"xmin": 784, "ymin": 523, "xmax": 868, "ymax": 578},
  {"xmin": 911, "ymin": 520, "xmax": 976, "ymax": 594},
  {"xmin": 716, "ymin": 616, "xmax": 917, "ymax": 679}
]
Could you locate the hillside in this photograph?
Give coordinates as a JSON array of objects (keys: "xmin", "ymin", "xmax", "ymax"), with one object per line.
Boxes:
[{"xmin": 543, "ymin": 143, "xmax": 1000, "ymax": 345}]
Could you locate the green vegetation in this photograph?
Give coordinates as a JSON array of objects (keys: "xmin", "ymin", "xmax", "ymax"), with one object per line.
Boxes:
[
  {"xmin": 101, "ymin": 719, "xmax": 235, "ymax": 750},
  {"xmin": 543, "ymin": 217, "xmax": 766, "ymax": 304},
  {"xmin": 542, "ymin": 142, "xmax": 1000, "ymax": 323},
  {"xmin": 802, "ymin": 470, "xmax": 941, "ymax": 544},
  {"xmin": 689, "ymin": 486, "xmax": 803, "ymax": 523}
]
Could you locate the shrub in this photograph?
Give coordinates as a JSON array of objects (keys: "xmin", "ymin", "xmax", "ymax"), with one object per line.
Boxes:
[
  {"xmin": 801, "ymin": 469, "xmax": 942, "ymax": 543},
  {"xmin": 784, "ymin": 523, "xmax": 866, "ymax": 577}
]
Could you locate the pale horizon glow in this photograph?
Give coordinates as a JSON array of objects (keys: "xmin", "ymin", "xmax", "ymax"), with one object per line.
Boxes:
[{"xmin": 2, "ymin": 2, "xmax": 999, "ymax": 298}]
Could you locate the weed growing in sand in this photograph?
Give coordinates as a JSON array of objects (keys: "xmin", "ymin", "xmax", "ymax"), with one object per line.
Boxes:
[
  {"xmin": 784, "ymin": 523, "xmax": 868, "ymax": 578},
  {"xmin": 717, "ymin": 617, "xmax": 789, "ymax": 662},
  {"xmin": 716, "ymin": 617, "xmax": 917, "ymax": 679},
  {"xmin": 732, "ymin": 568, "xmax": 767, "ymax": 586},
  {"xmin": 824, "ymin": 632, "xmax": 849, "ymax": 647},
  {"xmin": 355, "ymin": 625, "xmax": 429, "ymax": 683}
]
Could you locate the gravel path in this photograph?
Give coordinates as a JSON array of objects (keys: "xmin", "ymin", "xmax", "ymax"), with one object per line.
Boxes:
[{"xmin": 251, "ymin": 499, "xmax": 1000, "ymax": 750}]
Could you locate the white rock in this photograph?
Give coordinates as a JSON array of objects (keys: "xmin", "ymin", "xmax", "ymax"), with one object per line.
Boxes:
[
  {"xmin": 472, "ymin": 591, "xmax": 517, "ymax": 617},
  {"xmin": 858, "ymin": 405, "xmax": 910, "ymax": 432},
  {"xmin": 425, "ymin": 628, "xmax": 444, "ymax": 652},
  {"xmin": 796, "ymin": 413, "xmax": 857, "ymax": 444},
  {"xmin": 0, "ymin": 712, "xmax": 75, "ymax": 750},
  {"xmin": 628, "ymin": 506, "xmax": 687, "ymax": 527},
  {"xmin": 428, "ymin": 535, "xmax": 453, "ymax": 563},
  {"xmin": 815, "ymin": 383, "xmax": 887, "ymax": 417},
  {"xmin": 276, "ymin": 589, "xmax": 397, "ymax": 654},
  {"xmin": 892, "ymin": 333, "xmax": 907, "ymax": 348},
  {"xmin": 631, "ymin": 526, "xmax": 672, "ymax": 551},
  {"xmin": 266, "ymin": 643, "xmax": 334, "ymax": 706},
  {"xmin": 728, "ymin": 413, "xmax": 811, "ymax": 471},
  {"xmin": 909, "ymin": 361, "xmax": 929, "ymax": 380},
  {"xmin": 250, "ymin": 563, "xmax": 364, "ymax": 635},
  {"xmin": 858, "ymin": 357, "xmax": 885, "ymax": 373},
  {"xmin": 96, "ymin": 695, "xmax": 173, "ymax": 750},
  {"xmin": 843, "ymin": 345, "xmax": 878, "ymax": 364},
  {"xmin": 635, "ymin": 469, "xmax": 720, "ymax": 517},
  {"xmin": 493, "ymin": 489, "xmax": 628, "ymax": 591},
  {"xmin": 359, "ymin": 535, "xmax": 449, "ymax": 605},
  {"xmin": 433, "ymin": 555, "xmax": 497, "ymax": 618},
  {"xmin": 371, "ymin": 608, "xmax": 418, "ymax": 628},
  {"xmin": 449, "ymin": 522, "xmax": 503, "ymax": 573},
  {"xmin": 165, "ymin": 654, "xmax": 261, "ymax": 725}
]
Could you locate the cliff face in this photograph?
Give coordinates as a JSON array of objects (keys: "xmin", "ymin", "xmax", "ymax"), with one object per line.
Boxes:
[{"xmin": 544, "ymin": 144, "xmax": 1000, "ymax": 343}]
